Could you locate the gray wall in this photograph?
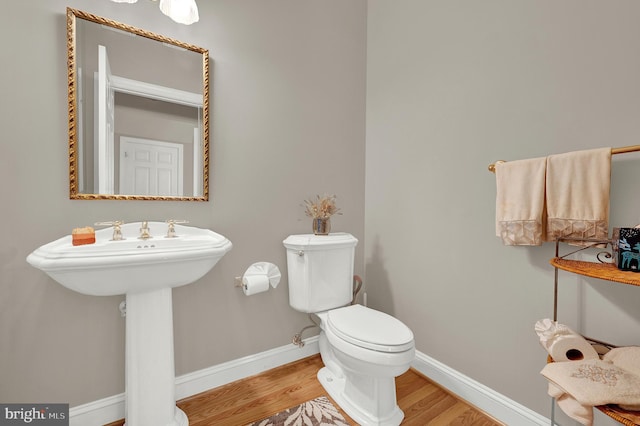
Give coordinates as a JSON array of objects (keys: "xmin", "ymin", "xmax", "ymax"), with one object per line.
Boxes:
[
  {"xmin": 365, "ymin": 1, "xmax": 640, "ymax": 425},
  {"xmin": 3, "ymin": 1, "xmax": 640, "ymax": 425},
  {"xmin": 0, "ymin": 0, "xmax": 366, "ymax": 407}
]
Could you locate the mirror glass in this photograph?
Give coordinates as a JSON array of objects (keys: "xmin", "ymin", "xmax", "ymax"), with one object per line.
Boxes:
[{"xmin": 67, "ymin": 8, "xmax": 209, "ymax": 201}]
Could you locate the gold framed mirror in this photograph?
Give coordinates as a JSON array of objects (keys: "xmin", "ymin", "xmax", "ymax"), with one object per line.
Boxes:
[{"xmin": 67, "ymin": 8, "xmax": 209, "ymax": 201}]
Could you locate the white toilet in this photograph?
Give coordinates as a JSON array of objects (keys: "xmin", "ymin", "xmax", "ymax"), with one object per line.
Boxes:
[{"xmin": 283, "ymin": 233, "xmax": 415, "ymax": 426}]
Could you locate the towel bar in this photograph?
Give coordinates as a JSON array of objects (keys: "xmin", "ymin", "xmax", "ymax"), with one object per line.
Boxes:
[{"xmin": 487, "ymin": 144, "xmax": 640, "ymax": 173}]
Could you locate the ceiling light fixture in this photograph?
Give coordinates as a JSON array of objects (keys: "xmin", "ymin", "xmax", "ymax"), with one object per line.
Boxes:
[{"xmin": 109, "ymin": 0, "xmax": 199, "ymax": 25}]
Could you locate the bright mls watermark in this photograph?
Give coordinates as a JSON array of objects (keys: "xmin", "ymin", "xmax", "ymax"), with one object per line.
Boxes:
[{"xmin": 0, "ymin": 404, "xmax": 68, "ymax": 425}]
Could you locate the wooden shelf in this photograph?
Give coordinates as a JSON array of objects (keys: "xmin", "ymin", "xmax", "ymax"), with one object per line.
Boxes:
[
  {"xmin": 597, "ymin": 405, "xmax": 640, "ymax": 426},
  {"xmin": 550, "ymin": 258, "xmax": 640, "ymax": 287}
]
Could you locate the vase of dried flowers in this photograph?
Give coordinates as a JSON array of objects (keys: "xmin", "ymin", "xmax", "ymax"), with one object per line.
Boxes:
[
  {"xmin": 312, "ymin": 217, "xmax": 331, "ymax": 235},
  {"xmin": 304, "ymin": 194, "xmax": 341, "ymax": 235}
]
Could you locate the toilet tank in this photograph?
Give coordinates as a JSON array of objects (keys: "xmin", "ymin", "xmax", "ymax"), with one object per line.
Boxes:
[{"xmin": 283, "ymin": 233, "xmax": 358, "ymax": 313}]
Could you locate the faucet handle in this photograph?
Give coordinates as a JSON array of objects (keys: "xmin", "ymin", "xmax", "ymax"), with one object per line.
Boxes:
[
  {"xmin": 94, "ymin": 221, "xmax": 125, "ymax": 241},
  {"xmin": 165, "ymin": 220, "xmax": 189, "ymax": 238}
]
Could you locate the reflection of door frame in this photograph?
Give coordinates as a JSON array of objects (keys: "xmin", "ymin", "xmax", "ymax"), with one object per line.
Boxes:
[
  {"xmin": 192, "ymin": 127, "xmax": 202, "ymax": 197},
  {"xmin": 111, "ymin": 75, "xmax": 202, "ymax": 107},
  {"xmin": 119, "ymin": 136, "xmax": 184, "ymax": 196},
  {"xmin": 77, "ymin": 67, "xmax": 85, "ymax": 193},
  {"xmin": 95, "ymin": 45, "xmax": 115, "ymax": 194}
]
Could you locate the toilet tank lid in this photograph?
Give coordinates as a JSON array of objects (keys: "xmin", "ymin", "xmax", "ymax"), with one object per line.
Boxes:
[{"xmin": 283, "ymin": 233, "xmax": 358, "ymax": 250}]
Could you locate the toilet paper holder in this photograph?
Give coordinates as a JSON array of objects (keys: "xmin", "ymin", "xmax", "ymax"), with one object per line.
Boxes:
[{"xmin": 234, "ymin": 262, "xmax": 281, "ymax": 290}]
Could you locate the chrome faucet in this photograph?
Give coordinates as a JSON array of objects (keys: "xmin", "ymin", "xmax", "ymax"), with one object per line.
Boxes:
[{"xmin": 139, "ymin": 221, "xmax": 152, "ymax": 240}]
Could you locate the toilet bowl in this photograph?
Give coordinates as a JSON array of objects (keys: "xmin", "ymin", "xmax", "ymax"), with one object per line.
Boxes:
[
  {"xmin": 315, "ymin": 304, "xmax": 415, "ymax": 426},
  {"xmin": 283, "ymin": 233, "xmax": 415, "ymax": 426}
]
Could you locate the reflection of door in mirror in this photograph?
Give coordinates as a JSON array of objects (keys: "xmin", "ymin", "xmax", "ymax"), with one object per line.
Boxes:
[
  {"xmin": 119, "ymin": 137, "xmax": 183, "ymax": 196},
  {"xmin": 68, "ymin": 8, "xmax": 209, "ymax": 201},
  {"xmin": 113, "ymin": 94, "xmax": 200, "ymax": 196}
]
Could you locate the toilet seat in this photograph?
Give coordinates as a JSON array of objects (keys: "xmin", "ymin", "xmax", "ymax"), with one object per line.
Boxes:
[{"xmin": 327, "ymin": 304, "xmax": 414, "ymax": 353}]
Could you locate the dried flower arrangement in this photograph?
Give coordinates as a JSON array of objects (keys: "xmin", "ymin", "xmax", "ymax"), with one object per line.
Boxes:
[{"xmin": 303, "ymin": 194, "xmax": 342, "ymax": 219}]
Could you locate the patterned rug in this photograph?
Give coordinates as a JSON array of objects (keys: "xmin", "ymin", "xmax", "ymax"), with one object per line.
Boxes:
[{"xmin": 247, "ymin": 396, "xmax": 349, "ymax": 426}]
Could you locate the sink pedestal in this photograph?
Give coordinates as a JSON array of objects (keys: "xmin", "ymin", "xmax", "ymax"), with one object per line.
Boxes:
[{"xmin": 125, "ymin": 288, "xmax": 187, "ymax": 426}]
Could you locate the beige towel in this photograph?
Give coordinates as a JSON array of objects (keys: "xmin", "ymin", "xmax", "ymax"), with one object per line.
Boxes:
[
  {"xmin": 604, "ymin": 347, "xmax": 640, "ymax": 376},
  {"xmin": 541, "ymin": 359, "xmax": 640, "ymax": 414},
  {"xmin": 495, "ymin": 157, "xmax": 547, "ymax": 245},
  {"xmin": 604, "ymin": 346, "xmax": 640, "ymax": 410},
  {"xmin": 545, "ymin": 148, "xmax": 611, "ymax": 242},
  {"xmin": 547, "ymin": 383, "xmax": 593, "ymax": 426}
]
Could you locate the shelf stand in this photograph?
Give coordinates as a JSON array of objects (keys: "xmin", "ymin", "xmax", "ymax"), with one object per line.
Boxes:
[{"xmin": 548, "ymin": 237, "xmax": 640, "ymax": 426}]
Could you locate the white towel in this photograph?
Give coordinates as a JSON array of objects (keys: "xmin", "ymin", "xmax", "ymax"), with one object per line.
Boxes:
[
  {"xmin": 545, "ymin": 148, "xmax": 611, "ymax": 242},
  {"xmin": 495, "ymin": 157, "xmax": 546, "ymax": 245}
]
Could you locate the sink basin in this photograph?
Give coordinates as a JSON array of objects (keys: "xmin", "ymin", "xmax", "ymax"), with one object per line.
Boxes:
[
  {"xmin": 27, "ymin": 221, "xmax": 232, "ymax": 296},
  {"xmin": 27, "ymin": 221, "xmax": 232, "ymax": 426}
]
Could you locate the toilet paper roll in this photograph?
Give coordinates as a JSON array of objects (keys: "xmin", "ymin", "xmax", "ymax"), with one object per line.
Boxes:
[
  {"xmin": 548, "ymin": 335, "xmax": 599, "ymax": 362},
  {"xmin": 242, "ymin": 274, "xmax": 270, "ymax": 296}
]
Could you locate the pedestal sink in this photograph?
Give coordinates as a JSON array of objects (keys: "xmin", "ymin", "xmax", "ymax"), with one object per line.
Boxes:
[{"xmin": 27, "ymin": 221, "xmax": 232, "ymax": 426}]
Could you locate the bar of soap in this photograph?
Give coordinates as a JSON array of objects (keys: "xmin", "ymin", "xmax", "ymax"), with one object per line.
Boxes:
[{"xmin": 72, "ymin": 226, "xmax": 95, "ymax": 246}]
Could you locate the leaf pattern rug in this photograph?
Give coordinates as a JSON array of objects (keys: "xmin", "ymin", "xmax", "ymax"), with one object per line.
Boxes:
[{"xmin": 247, "ymin": 396, "xmax": 349, "ymax": 426}]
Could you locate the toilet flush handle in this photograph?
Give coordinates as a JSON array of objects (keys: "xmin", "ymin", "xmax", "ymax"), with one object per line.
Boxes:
[{"xmin": 297, "ymin": 250, "xmax": 304, "ymax": 257}]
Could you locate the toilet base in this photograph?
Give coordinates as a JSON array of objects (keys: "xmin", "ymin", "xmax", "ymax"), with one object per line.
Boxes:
[{"xmin": 317, "ymin": 367, "xmax": 404, "ymax": 426}]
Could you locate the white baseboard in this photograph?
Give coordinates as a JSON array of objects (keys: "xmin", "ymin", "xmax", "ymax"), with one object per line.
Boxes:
[
  {"xmin": 70, "ymin": 342, "xmax": 550, "ymax": 426},
  {"xmin": 69, "ymin": 394, "xmax": 125, "ymax": 426},
  {"xmin": 411, "ymin": 351, "xmax": 552, "ymax": 426},
  {"xmin": 174, "ymin": 337, "xmax": 320, "ymax": 401},
  {"xmin": 69, "ymin": 337, "xmax": 320, "ymax": 426}
]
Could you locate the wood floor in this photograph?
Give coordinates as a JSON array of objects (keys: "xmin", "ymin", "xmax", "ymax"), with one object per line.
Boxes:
[{"xmin": 106, "ymin": 354, "xmax": 504, "ymax": 426}]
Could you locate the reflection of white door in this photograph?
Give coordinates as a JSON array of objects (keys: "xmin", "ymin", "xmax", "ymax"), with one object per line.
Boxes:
[
  {"xmin": 96, "ymin": 45, "xmax": 115, "ymax": 194},
  {"xmin": 119, "ymin": 136, "xmax": 183, "ymax": 196}
]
